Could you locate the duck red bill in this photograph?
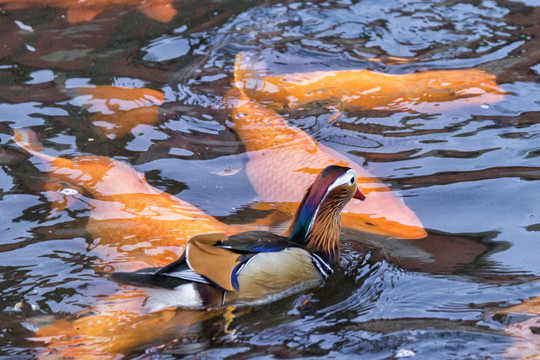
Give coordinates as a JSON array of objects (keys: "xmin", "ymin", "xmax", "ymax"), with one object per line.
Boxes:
[{"xmin": 354, "ymin": 188, "xmax": 366, "ymax": 200}]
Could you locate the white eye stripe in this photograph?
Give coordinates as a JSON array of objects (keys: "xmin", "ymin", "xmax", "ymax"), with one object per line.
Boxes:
[
  {"xmin": 327, "ymin": 169, "xmax": 357, "ymax": 192},
  {"xmin": 304, "ymin": 169, "xmax": 358, "ymax": 235}
]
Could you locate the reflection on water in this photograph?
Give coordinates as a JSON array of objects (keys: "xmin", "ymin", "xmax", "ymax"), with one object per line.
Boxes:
[{"xmin": 1, "ymin": 0, "xmax": 540, "ymax": 358}]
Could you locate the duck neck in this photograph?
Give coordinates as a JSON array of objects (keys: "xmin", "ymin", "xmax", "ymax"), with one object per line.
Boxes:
[
  {"xmin": 288, "ymin": 187, "xmax": 344, "ymax": 265},
  {"xmin": 303, "ymin": 195, "xmax": 343, "ymax": 265}
]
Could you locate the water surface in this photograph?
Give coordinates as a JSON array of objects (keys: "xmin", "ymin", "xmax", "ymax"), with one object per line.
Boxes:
[{"xmin": 1, "ymin": 0, "xmax": 540, "ymax": 358}]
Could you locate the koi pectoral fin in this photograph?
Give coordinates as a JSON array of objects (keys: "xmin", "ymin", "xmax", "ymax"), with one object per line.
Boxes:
[{"xmin": 325, "ymin": 105, "xmax": 342, "ymax": 123}]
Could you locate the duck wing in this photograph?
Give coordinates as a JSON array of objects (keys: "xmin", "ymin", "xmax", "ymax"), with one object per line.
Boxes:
[
  {"xmin": 190, "ymin": 231, "xmax": 303, "ymax": 291},
  {"xmin": 219, "ymin": 231, "xmax": 297, "ymax": 253},
  {"xmin": 185, "ymin": 231, "xmax": 300, "ymax": 292}
]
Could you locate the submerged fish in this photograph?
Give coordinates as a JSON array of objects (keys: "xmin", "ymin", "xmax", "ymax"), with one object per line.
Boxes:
[
  {"xmin": 32, "ymin": 289, "xmax": 227, "ymax": 358},
  {"xmin": 71, "ymin": 85, "xmax": 164, "ymax": 139},
  {"xmin": 235, "ymin": 53, "xmax": 505, "ymax": 112},
  {"xmin": 227, "ymin": 55, "xmax": 426, "ymax": 239},
  {"xmin": 0, "ymin": 0, "xmax": 176, "ymax": 23},
  {"xmin": 498, "ymin": 294, "xmax": 540, "ymax": 315},
  {"xmin": 495, "ymin": 293, "xmax": 540, "ymax": 360},
  {"xmin": 13, "ymin": 128, "xmax": 233, "ymax": 271},
  {"xmin": 13, "ymin": 128, "xmax": 241, "ymax": 358},
  {"xmin": 503, "ymin": 316, "xmax": 540, "ymax": 360}
]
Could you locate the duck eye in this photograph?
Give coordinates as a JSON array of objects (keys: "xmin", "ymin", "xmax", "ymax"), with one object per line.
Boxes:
[{"xmin": 349, "ymin": 177, "xmax": 355, "ymax": 185}]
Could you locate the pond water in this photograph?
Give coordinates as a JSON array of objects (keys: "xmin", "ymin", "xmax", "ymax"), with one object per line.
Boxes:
[{"xmin": 1, "ymin": 0, "xmax": 540, "ymax": 358}]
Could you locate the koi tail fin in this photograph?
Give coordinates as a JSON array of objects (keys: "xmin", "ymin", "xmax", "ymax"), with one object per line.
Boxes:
[
  {"xmin": 13, "ymin": 128, "xmax": 42, "ymax": 154},
  {"xmin": 12, "ymin": 128, "xmax": 55, "ymax": 162},
  {"xmin": 234, "ymin": 52, "xmax": 268, "ymax": 94},
  {"xmin": 13, "ymin": 128, "xmax": 83, "ymax": 216}
]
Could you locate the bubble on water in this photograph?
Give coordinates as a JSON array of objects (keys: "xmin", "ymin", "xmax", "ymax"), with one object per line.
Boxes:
[
  {"xmin": 396, "ymin": 349, "xmax": 416, "ymax": 358},
  {"xmin": 14, "ymin": 20, "xmax": 34, "ymax": 32},
  {"xmin": 59, "ymin": 188, "xmax": 79, "ymax": 196},
  {"xmin": 212, "ymin": 168, "xmax": 241, "ymax": 176},
  {"xmin": 480, "ymin": 103, "xmax": 490, "ymax": 109}
]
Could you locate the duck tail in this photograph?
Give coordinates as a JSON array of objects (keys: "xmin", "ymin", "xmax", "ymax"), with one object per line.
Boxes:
[{"xmin": 107, "ymin": 270, "xmax": 186, "ymax": 290}]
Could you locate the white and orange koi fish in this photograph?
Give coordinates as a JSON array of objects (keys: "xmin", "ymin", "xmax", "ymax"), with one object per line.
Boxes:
[
  {"xmin": 227, "ymin": 53, "xmax": 427, "ymax": 239},
  {"xmin": 13, "ymin": 128, "xmax": 239, "ymax": 358}
]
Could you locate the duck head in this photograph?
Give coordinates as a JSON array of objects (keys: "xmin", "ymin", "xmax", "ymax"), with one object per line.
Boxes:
[{"xmin": 288, "ymin": 165, "xmax": 365, "ymax": 265}]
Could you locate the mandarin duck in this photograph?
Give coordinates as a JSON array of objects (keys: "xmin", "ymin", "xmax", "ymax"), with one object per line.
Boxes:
[{"xmin": 111, "ymin": 165, "xmax": 365, "ymax": 311}]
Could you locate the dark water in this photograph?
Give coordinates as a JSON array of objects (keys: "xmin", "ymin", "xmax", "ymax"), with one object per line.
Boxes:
[{"xmin": 1, "ymin": 0, "xmax": 540, "ymax": 358}]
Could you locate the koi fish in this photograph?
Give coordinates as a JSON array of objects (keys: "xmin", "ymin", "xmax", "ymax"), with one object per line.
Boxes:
[
  {"xmin": 498, "ymin": 295, "xmax": 540, "ymax": 315},
  {"xmin": 503, "ymin": 316, "xmax": 540, "ymax": 360},
  {"xmin": 227, "ymin": 56, "xmax": 426, "ymax": 239},
  {"xmin": 14, "ymin": 128, "xmax": 240, "ymax": 358},
  {"xmin": 13, "ymin": 128, "xmax": 233, "ymax": 271},
  {"xmin": 495, "ymin": 293, "xmax": 540, "ymax": 360},
  {"xmin": 33, "ymin": 289, "xmax": 227, "ymax": 359},
  {"xmin": 71, "ymin": 85, "xmax": 164, "ymax": 139},
  {"xmin": 235, "ymin": 53, "xmax": 505, "ymax": 112},
  {"xmin": 0, "ymin": 0, "xmax": 176, "ymax": 23}
]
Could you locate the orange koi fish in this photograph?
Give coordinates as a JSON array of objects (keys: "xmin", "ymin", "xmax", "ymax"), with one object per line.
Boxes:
[
  {"xmin": 13, "ymin": 128, "xmax": 233, "ymax": 271},
  {"xmin": 227, "ymin": 57, "xmax": 426, "ymax": 239},
  {"xmin": 235, "ymin": 53, "xmax": 505, "ymax": 112},
  {"xmin": 71, "ymin": 85, "xmax": 164, "ymax": 139},
  {"xmin": 33, "ymin": 289, "xmax": 227, "ymax": 359},
  {"xmin": 0, "ymin": 0, "xmax": 176, "ymax": 23},
  {"xmin": 14, "ymin": 128, "xmax": 238, "ymax": 358}
]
